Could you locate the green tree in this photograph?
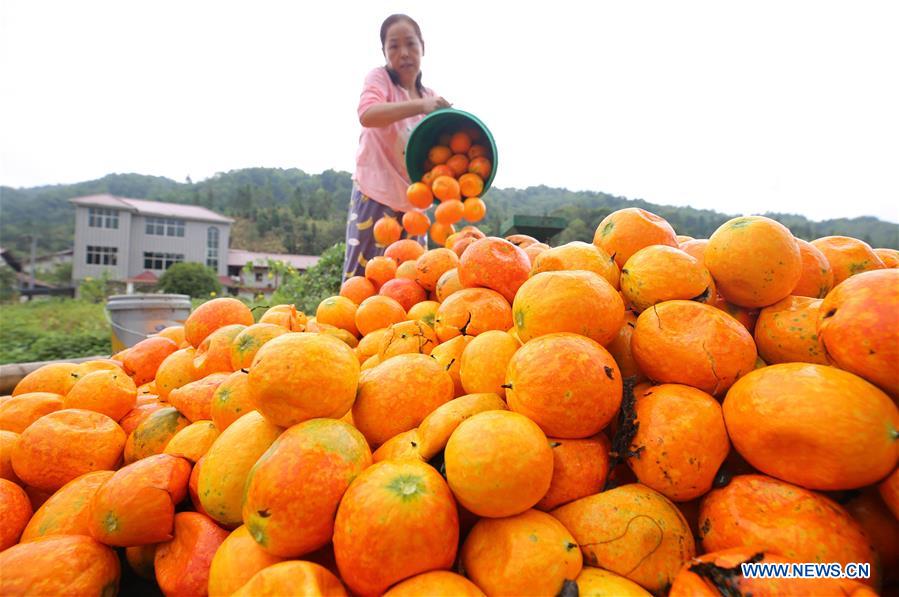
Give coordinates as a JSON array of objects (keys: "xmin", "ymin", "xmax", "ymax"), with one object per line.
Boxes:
[
  {"xmin": 270, "ymin": 243, "xmax": 345, "ymax": 314},
  {"xmin": 158, "ymin": 262, "xmax": 221, "ymax": 298}
]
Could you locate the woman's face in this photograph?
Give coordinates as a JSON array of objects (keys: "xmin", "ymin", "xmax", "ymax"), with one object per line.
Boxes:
[{"xmin": 383, "ymin": 20, "xmax": 422, "ymax": 82}]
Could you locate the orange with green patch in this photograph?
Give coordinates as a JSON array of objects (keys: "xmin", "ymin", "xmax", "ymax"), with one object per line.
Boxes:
[
  {"xmin": 811, "ymin": 235, "xmax": 885, "ymax": 285},
  {"xmin": 462, "ymin": 509, "xmax": 582, "ymax": 596},
  {"xmin": 242, "ymin": 418, "xmax": 372, "ymax": 558},
  {"xmin": 818, "ymin": 268, "xmax": 899, "ymax": 395},
  {"xmin": 353, "ymin": 353, "xmax": 454, "ymax": 447},
  {"xmin": 593, "ymin": 207, "xmax": 678, "ymax": 269},
  {"xmin": 631, "ymin": 300, "xmax": 757, "ymax": 396},
  {"xmin": 754, "ymin": 295, "xmax": 828, "ymax": 364},
  {"xmin": 119, "ymin": 402, "xmax": 166, "ymax": 435},
  {"xmin": 210, "ymin": 370, "xmax": 252, "ymax": 431},
  {"xmin": 316, "ymin": 295, "xmax": 360, "ymax": 337},
  {"xmin": 20, "ymin": 470, "xmax": 114, "ymax": 542},
  {"xmin": 513, "ymin": 270, "xmax": 625, "ymax": 345},
  {"xmin": 792, "ymin": 238, "xmax": 835, "ymax": 298},
  {"xmin": 333, "ymin": 459, "xmax": 459, "ymax": 597},
  {"xmin": 198, "ymin": 410, "xmax": 282, "ymax": 526},
  {"xmin": 698, "ymin": 475, "xmax": 878, "ymax": 586},
  {"xmin": 506, "ymin": 333, "xmax": 622, "ymax": 438},
  {"xmin": 723, "ymin": 363, "xmax": 898, "ymax": 490},
  {"xmin": 124, "ymin": 406, "xmax": 190, "ymax": 464},
  {"xmin": 88, "ymin": 453, "xmax": 191, "ymax": 546},
  {"xmin": 248, "ymin": 332, "xmax": 359, "ymax": 428},
  {"xmin": 551, "ymin": 483, "xmax": 696, "ymax": 593}
]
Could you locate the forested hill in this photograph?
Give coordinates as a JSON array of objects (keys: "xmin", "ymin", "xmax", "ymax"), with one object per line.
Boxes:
[{"xmin": 2, "ymin": 168, "xmax": 897, "ymax": 256}]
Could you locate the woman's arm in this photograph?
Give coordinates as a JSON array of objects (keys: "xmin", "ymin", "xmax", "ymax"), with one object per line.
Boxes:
[{"xmin": 360, "ymin": 96, "xmax": 450, "ymax": 128}]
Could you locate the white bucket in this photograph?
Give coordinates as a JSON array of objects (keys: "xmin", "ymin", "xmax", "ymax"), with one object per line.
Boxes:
[{"xmin": 106, "ymin": 294, "xmax": 192, "ymax": 352}]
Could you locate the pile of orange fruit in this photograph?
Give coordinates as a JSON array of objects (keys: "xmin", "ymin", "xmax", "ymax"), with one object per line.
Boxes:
[
  {"xmin": 2, "ymin": 208, "xmax": 898, "ymax": 596},
  {"xmin": 402, "ymin": 129, "xmax": 492, "ymax": 246}
]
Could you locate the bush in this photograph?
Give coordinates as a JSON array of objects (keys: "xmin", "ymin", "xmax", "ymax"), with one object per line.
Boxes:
[
  {"xmin": 0, "ymin": 267, "xmax": 18, "ymax": 302},
  {"xmin": 270, "ymin": 243, "xmax": 345, "ymax": 314},
  {"xmin": 79, "ymin": 270, "xmax": 114, "ymax": 303},
  {"xmin": 0, "ymin": 299, "xmax": 112, "ymax": 363},
  {"xmin": 158, "ymin": 262, "xmax": 221, "ymax": 298}
]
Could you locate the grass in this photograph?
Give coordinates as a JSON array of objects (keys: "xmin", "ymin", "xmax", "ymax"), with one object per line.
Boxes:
[{"xmin": 0, "ymin": 299, "xmax": 112, "ymax": 364}]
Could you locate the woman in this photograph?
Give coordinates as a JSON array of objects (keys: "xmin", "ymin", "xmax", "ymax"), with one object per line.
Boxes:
[{"xmin": 343, "ymin": 14, "xmax": 450, "ymax": 280}]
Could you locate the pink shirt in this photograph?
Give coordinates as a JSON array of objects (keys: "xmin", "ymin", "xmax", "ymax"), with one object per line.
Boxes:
[{"xmin": 354, "ymin": 67, "xmax": 436, "ymax": 212}]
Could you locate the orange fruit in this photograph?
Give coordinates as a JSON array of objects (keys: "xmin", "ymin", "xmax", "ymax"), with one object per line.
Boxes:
[
  {"xmin": 406, "ymin": 182, "xmax": 434, "ymax": 209},
  {"xmin": 462, "ymin": 197, "xmax": 486, "ymax": 222},
  {"xmin": 430, "ymin": 164, "xmax": 454, "ymax": 179},
  {"xmin": 364, "ymin": 256, "xmax": 397, "ymax": 289},
  {"xmin": 340, "ymin": 276, "xmax": 376, "ymax": 305},
  {"xmin": 467, "ymin": 144, "xmax": 488, "ymax": 159},
  {"xmin": 432, "ymin": 175, "xmax": 461, "ymax": 202},
  {"xmin": 445, "ymin": 154, "xmax": 469, "ymax": 177},
  {"xmin": 384, "ymin": 238, "xmax": 426, "ymax": 264},
  {"xmin": 401, "ymin": 211, "xmax": 430, "ymax": 236},
  {"xmin": 705, "ymin": 216, "xmax": 802, "ymax": 308},
  {"xmin": 810, "ymin": 235, "xmax": 885, "ymax": 286},
  {"xmin": 449, "ymin": 131, "xmax": 472, "ymax": 154},
  {"xmin": 468, "ymin": 156, "xmax": 492, "ymax": 180},
  {"xmin": 430, "ymin": 222, "xmax": 456, "ymax": 246},
  {"xmin": 316, "ymin": 296, "xmax": 359, "ymax": 337},
  {"xmin": 458, "ymin": 173, "xmax": 484, "ymax": 198},
  {"xmin": 420, "ymin": 171, "xmax": 435, "ymax": 186},
  {"xmin": 373, "ymin": 216, "xmax": 402, "ymax": 247},
  {"xmin": 355, "ymin": 295, "xmax": 406, "ymax": 337},
  {"xmin": 428, "ymin": 145, "xmax": 452, "ymax": 165},
  {"xmin": 594, "ymin": 208, "xmax": 678, "ymax": 269},
  {"xmin": 435, "ymin": 199, "xmax": 465, "ymax": 225},
  {"xmin": 184, "ymin": 298, "xmax": 254, "ymax": 349}
]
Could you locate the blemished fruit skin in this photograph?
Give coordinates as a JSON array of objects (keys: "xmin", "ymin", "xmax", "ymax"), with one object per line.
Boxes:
[{"xmin": 7, "ymin": 200, "xmax": 898, "ymax": 597}]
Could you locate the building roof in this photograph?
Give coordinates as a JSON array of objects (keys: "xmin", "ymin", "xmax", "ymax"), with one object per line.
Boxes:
[
  {"xmin": 227, "ymin": 249, "xmax": 319, "ymax": 271},
  {"xmin": 127, "ymin": 270, "xmax": 159, "ymax": 283},
  {"xmin": 69, "ymin": 194, "xmax": 233, "ymax": 224}
]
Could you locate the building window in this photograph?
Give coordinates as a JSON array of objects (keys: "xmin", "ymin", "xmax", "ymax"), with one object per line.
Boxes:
[
  {"xmin": 255, "ymin": 272, "xmax": 263, "ymax": 282},
  {"xmin": 88, "ymin": 208, "xmax": 119, "ymax": 229},
  {"xmin": 143, "ymin": 252, "xmax": 184, "ymax": 270},
  {"xmin": 206, "ymin": 227, "xmax": 219, "ymax": 270},
  {"xmin": 86, "ymin": 245, "xmax": 118, "ymax": 265},
  {"xmin": 145, "ymin": 217, "xmax": 185, "ymax": 237}
]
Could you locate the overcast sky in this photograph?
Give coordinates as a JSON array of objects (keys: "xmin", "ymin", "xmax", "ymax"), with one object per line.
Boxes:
[{"xmin": 2, "ymin": 1, "xmax": 898, "ymax": 223}]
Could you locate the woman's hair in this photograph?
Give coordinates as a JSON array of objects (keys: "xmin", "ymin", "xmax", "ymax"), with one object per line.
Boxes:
[{"xmin": 380, "ymin": 14, "xmax": 425, "ymax": 96}]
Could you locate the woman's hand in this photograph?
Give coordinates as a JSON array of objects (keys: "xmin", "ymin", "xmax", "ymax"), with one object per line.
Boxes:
[{"xmin": 420, "ymin": 96, "xmax": 451, "ymax": 114}]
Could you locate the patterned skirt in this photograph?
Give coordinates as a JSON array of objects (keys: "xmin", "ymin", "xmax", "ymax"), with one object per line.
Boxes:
[{"xmin": 342, "ymin": 185, "xmax": 427, "ymax": 280}]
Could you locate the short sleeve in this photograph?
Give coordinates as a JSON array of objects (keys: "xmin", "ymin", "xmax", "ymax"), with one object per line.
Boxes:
[{"xmin": 358, "ymin": 68, "xmax": 391, "ymax": 120}]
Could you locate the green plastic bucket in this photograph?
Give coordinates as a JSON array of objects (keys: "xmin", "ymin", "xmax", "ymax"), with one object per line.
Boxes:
[{"xmin": 405, "ymin": 108, "xmax": 498, "ymax": 194}]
